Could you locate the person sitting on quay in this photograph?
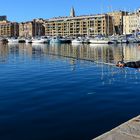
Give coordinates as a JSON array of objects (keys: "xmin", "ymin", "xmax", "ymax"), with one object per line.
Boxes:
[{"xmin": 116, "ymin": 61, "xmax": 140, "ymax": 68}]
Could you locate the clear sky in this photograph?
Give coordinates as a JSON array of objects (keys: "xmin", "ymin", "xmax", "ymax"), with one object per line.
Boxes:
[{"xmin": 0, "ymin": 0, "xmax": 140, "ymax": 22}]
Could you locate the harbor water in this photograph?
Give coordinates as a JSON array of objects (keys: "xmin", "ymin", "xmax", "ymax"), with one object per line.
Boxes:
[{"xmin": 0, "ymin": 43, "xmax": 140, "ymax": 140}]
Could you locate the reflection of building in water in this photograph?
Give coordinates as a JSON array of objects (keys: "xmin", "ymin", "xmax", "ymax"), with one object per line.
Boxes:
[
  {"xmin": 0, "ymin": 44, "xmax": 9, "ymax": 63},
  {"xmin": 123, "ymin": 44, "xmax": 140, "ymax": 61},
  {"xmin": 42, "ymin": 44, "xmax": 140, "ymax": 64},
  {"xmin": 1, "ymin": 43, "xmax": 140, "ymax": 86},
  {"xmin": 43, "ymin": 44, "xmax": 118, "ymax": 64},
  {"xmin": 1, "ymin": 44, "xmax": 140, "ymax": 65},
  {"xmin": 18, "ymin": 43, "xmax": 33, "ymax": 58}
]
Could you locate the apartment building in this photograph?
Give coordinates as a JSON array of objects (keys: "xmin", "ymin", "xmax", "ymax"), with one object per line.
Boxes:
[
  {"xmin": 19, "ymin": 19, "xmax": 45, "ymax": 37},
  {"xmin": 108, "ymin": 11, "xmax": 128, "ymax": 35},
  {"xmin": 44, "ymin": 14, "xmax": 113, "ymax": 37},
  {"xmin": 123, "ymin": 11, "xmax": 140, "ymax": 34},
  {"xmin": 0, "ymin": 20, "xmax": 19, "ymax": 37}
]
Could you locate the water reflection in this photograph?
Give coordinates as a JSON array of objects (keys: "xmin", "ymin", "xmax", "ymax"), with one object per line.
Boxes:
[
  {"xmin": 1, "ymin": 43, "xmax": 140, "ymax": 140},
  {"xmin": 0, "ymin": 44, "xmax": 9, "ymax": 63},
  {"xmin": 0, "ymin": 43, "xmax": 140, "ymax": 64},
  {"xmin": 0, "ymin": 43, "xmax": 140, "ymax": 83}
]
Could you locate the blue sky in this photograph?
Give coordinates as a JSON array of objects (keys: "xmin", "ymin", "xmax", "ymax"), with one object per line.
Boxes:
[{"xmin": 0, "ymin": 0, "xmax": 140, "ymax": 22}]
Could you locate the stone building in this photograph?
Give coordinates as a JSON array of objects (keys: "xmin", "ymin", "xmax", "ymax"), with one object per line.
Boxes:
[
  {"xmin": 123, "ymin": 11, "xmax": 140, "ymax": 35},
  {"xmin": 44, "ymin": 8, "xmax": 113, "ymax": 37},
  {"xmin": 19, "ymin": 19, "xmax": 45, "ymax": 38},
  {"xmin": 108, "ymin": 11, "xmax": 128, "ymax": 35},
  {"xmin": 70, "ymin": 7, "xmax": 75, "ymax": 17},
  {"xmin": 0, "ymin": 20, "xmax": 19, "ymax": 37}
]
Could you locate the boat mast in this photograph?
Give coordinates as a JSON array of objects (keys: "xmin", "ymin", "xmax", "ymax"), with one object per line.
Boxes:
[
  {"xmin": 100, "ymin": 4, "xmax": 103, "ymax": 36},
  {"xmin": 135, "ymin": 9, "xmax": 138, "ymax": 38},
  {"xmin": 34, "ymin": 20, "xmax": 36, "ymax": 37},
  {"xmin": 107, "ymin": 6, "xmax": 110, "ymax": 37},
  {"xmin": 110, "ymin": 6, "xmax": 116, "ymax": 35}
]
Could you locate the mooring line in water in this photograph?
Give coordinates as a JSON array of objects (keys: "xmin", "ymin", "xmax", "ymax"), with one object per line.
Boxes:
[
  {"xmin": 47, "ymin": 53, "xmax": 116, "ymax": 67},
  {"xmin": 95, "ymin": 61, "xmax": 116, "ymax": 66}
]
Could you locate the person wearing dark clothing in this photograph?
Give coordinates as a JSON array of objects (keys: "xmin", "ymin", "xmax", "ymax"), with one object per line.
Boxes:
[{"xmin": 116, "ymin": 61, "xmax": 140, "ymax": 68}]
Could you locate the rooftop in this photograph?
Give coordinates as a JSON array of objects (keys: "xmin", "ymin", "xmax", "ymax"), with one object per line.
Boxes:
[{"xmin": 48, "ymin": 14, "xmax": 108, "ymax": 22}]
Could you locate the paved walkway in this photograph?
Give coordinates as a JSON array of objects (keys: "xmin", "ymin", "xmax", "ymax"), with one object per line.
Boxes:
[{"xmin": 93, "ymin": 115, "xmax": 140, "ymax": 140}]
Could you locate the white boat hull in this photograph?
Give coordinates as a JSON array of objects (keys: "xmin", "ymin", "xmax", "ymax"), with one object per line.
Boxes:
[
  {"xmin": 72, "ymin": 39, "xmax": 83, "ymax": 44},
  {"xmin": 26, "ymin": 39, "xmax": 32, "ymax": 43},
  {"xmin": 72, "ymin": 41, "xmax": 83, "ymax": 44},
  {"xmin": 90, "ymin": 39, "xmax": 109, "ymax": 44},
  {"xmin": 8, "ymin": 39, "xmax": 19, "ymax": 44},
  {"xmin": 32, "ymin": 39, "xmax": 44, "ymax": 44}
]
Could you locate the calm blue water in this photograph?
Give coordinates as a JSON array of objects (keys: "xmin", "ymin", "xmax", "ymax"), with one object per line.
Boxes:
[{"xmin": 0, "ymin": 43, "xmax": 140, "ymax": 140}]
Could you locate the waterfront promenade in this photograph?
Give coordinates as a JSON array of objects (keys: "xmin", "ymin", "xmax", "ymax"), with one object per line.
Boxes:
[{"xmin": 93, "ymin": 115, "xmax": 140, "ymax": 140}]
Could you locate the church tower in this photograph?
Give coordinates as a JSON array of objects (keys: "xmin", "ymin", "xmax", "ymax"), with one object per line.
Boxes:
[{"xmin": 70, "ymin": 7, "xmax": 75, "ymax": 17}]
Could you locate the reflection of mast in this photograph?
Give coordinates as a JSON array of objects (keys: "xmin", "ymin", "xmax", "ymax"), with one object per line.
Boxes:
[
  {"xmin": 101, "ymin": 47, "xmax": 104, "ymax": 80},
  {"xmin": 70, "ymin": 58, "xmax": 76, "ymax": 71},
  {"xmin": 124, "ymin": 9, "xmax": 127, "ymax": 36},
  {"xmin": 121, "ymin": 45, "xmax": 124, "ymax": 62}
]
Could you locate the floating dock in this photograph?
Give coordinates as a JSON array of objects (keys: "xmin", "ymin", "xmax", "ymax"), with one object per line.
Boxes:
[{"xmin": 93, "ymin": 115, "xmax": 140, "ymax": 140}]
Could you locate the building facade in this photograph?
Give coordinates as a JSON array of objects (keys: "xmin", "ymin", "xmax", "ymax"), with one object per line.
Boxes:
[
  {"xmin": 123, "ymin": 11, "xmax": 140, "ymax": 34},
  {"xmin": 19, "ymin": 19, "xmax": 45, "ymax": 37},
  {"xmin": 0, "ymin": 20, "xmax": 19, "ymax": 37},
  {"xmin": 44, "ymin": 14, "xmax": 113, "ymax": 37},
  {"xmin": 108, "ymin": 11, "xmax": 128, "ymax": 35},
  {"xmin": 12, "ymin": 22, "xmax": 19, "ymax": 37}
]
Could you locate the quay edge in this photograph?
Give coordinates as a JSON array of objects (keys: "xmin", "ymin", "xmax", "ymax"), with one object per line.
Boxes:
[{"xmin": 92, "ymin": 115, "xmax": 140, "ymax": 140}]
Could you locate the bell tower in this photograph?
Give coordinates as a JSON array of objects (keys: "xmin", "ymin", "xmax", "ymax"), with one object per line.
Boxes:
[{"xmin": 70, "ymin": 7, "xmax": 75, "ymax": 17}]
